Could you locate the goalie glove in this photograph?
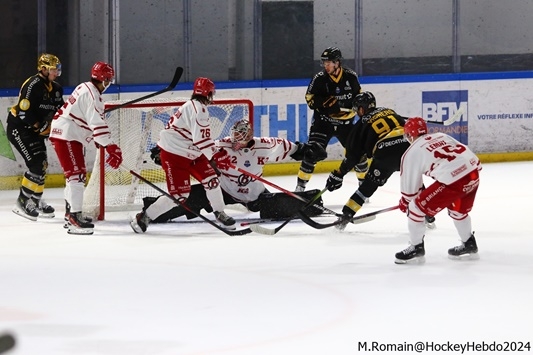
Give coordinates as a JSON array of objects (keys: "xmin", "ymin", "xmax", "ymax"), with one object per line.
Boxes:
[
  {"xmin": 290, "ymin": 141, "xmax": 327, "ymax": 163},
  {"xmin": 105, "ymin": 144, "xmax": 123, "ymax": 169},
  {"xmin": 326, "ymin": 170, "xmax": 344, "ymax": 192},
  {"xmin": 150, "ymin": 146, "xmax": 162, "ymax": 166}
]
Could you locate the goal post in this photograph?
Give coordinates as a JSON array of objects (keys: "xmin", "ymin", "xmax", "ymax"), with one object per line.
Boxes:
[{"xmin": 83, "ymin": 98, "xmax": 254, "ymax": 220}]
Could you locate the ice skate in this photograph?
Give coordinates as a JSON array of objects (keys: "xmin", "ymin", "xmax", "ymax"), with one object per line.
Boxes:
[
  {"xmin": 67, "ymin": 212, "xmax": 94, "ymax": 235},
  {"xmin": 448, "ymin": 234, "xmax": 479, "ymax": 260},
  {"xmin": 12, "ymin": 196, "xmax": 39, "ymax": 221},
  {"xmin": 36, "ymin": 199, "xmax": 55, "ymax": 218},
  {"xmin": 214, "ymin": 211, "xmax": 236, "ymax": 230},
  {"xmin": 130, "ymin": 211, "xmax": 151, "ymax": 233},
  {"xmin": 64, "ymin": 201, "xmax": 92, "ymax": 228},
  {"xmin": 395, "ymin": 241, "xmax": 426, "ymax": 264},
  {"xmin": 334, "ymin": 212, "xmax": 354, "ymax": 231}
]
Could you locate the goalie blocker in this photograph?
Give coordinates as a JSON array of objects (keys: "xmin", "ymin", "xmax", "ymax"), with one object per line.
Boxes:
[{"xmin": 144, "ymin": 187, "xmax": 324, "ymax": 223}]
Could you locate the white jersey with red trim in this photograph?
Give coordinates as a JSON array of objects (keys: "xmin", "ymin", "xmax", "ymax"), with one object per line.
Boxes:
[
  {"xmin": 50, "ymin": 81, "xmax": 114, "ymax": 147},
  {"xmin": 216, "ymin": 137, "xmax": 299, "ymax": 202},
  {"xmin": 400, "ymin": 132, "xmax": 481, "ymax": 199},
  {"xmin": 158, "ymin": 99, "xmax": 216, "ymax": 160}
]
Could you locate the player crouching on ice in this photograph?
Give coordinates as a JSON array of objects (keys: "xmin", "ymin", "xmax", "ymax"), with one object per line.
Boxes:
[{"xmin": 134, "ymin": 119, "xmax": 328, "ymax": 229}]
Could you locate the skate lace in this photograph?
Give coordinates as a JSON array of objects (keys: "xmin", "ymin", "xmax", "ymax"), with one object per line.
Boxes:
[
  {"xmin": 25, "ymin": 199, "xmax": 37, "ymax": 212},
  {"xmin": 402, "ymin": 245, "xmax": 416, "ymax": 254}
]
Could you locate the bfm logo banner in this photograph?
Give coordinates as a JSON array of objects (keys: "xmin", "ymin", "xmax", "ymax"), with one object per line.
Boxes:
[{"xmin": 422, "ymin": 90, "xmax": 468, "ymax": 144}]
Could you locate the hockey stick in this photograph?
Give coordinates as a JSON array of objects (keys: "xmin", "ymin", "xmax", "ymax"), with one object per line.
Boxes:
[
  {"xmin": 427, "ymin": 106, "xmax": 465, "ymax": 126},
  {"xmin": 228, "ymin": 163, "xmax": 341, "ymax": 217},
  {"xmin": 127, "ymin": 169, "xmax": 252, "ymax": 236},
  {"xmin": 249, "ymin": 187, "xmax": 328, "ymax": 235},
  {"xmin": 0, "ymin": 334, "xmax": 16, "ymax": 354},
  {"xmin": 104, "ymin": 66, "xmax": 184, "ymax": 113},
  {"xmin": 297, "ymin": 205, "xmax": 399, "ymax": 230}
]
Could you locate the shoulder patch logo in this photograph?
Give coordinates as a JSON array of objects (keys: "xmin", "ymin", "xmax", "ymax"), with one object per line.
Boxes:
[{"xmin": 19, "ymin": 99, "xmax": 30, "ymax": 111}]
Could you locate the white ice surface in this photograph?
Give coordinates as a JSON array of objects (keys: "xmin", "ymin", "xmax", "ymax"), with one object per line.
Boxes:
[{"xmin": 1, "ymin": 161, "xmax": 532, "ymax": 355}]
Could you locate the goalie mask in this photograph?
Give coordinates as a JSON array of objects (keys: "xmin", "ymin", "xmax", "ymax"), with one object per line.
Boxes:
[{"xmin": 230, "ymin": 120, "xmax": 253, "ymax": 150}]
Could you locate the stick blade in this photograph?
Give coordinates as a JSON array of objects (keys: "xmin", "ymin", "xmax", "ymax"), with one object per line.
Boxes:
[
  {"xmin": 168, "ymin": 66, "xmax": 184, "ymax": 90},
  {"xmin": 350, "ymin": 215, "xmax": 377, "ymax": 224},
  {"xmin": 0, "ymin": 333, "xmax": 16, "ymax": 353},
  {"xmin": 249, "ymin": 224, "xmax": 278, "ymax": 235}
]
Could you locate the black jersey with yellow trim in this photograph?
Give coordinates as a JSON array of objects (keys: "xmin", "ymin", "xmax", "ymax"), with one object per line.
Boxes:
[{"xmin": 305, "ymin": 66, "xmax": 361, "ymax": 121}]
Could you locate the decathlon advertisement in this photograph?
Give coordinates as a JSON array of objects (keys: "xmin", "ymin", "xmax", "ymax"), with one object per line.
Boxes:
[{"xmin": 1, "ymin": 72, "xmax": 533, "ymax": 188}]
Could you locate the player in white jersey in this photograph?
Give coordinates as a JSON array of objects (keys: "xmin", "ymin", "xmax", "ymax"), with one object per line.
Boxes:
[
  {"xmin": 50, "ymin": 61, "xmax": 123, "ymax": 235},
  {"xmin": 130, "ymin": 77, "xmax": 235, "ymax": 233},
  {"xmin": 395, "ymin": 117, "xmax": 481, "ymax": 264},
  {"xmin": 141, "ymin": 119, "xmax": 328, "ymax": 223}
]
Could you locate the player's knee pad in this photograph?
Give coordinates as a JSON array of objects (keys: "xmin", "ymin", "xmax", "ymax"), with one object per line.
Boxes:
[
  {"xmin": 65, "ymin": 172, "xmax": 87, "ymax": 185},
  {"xmin": 448, "ymin": 210, "xmax": 468, "ymax": 221},
  {"xmin": 201, "ymin": 176, "xmax": 221, "ymax": 190},
  {"xmin": 407, "ymin": 200, "xmax": 426, "ymax": 223},
  {"xmin": 27, "ymin": 156, "xmax": 48, "ymax": 177},
  {"xmin": 365, "ymin": 167, "xmax": 391, "ymax": 187}
]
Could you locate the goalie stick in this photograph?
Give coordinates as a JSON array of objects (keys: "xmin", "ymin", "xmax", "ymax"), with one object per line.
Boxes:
[
  {"xmin": 296, "ymin": 205, "xmax": 399, "ymax": 230},
  {"xmin": 0, "ymin": 334, "xmax": 15, "ymax": 354},
  {"xmin": 104, "ymin": 66, "xmax": 184, "ymax": 113},
  {"xmin": 127, "ymin": 169, "xmax": 252, "ymax": 236},
  {"xmin": 249, "ymin": 188, "xmax": 327, "ymax": 235}
]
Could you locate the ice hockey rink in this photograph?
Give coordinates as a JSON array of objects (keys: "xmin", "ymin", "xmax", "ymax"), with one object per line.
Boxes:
[{"xmin": 1, "ymin": 161, "xmax": 532, "ymax": 355}]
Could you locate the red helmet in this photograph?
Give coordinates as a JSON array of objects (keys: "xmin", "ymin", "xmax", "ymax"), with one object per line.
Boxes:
[
  {"xmin": 193, "ymin": 77, "xmax": 215, "ymax": 97},
  {"xmin": 91, "ymin": 61, "xmax": 115, "ymax": 82},
  {"xmin": 404, "ymin": 117, "xmax": 428, "ymax": 142}
]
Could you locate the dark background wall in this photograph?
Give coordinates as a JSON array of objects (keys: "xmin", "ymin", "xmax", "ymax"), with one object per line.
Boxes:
[{"xmin": 1, "ymin": 0, "xmax": 532, "ymax": 89}]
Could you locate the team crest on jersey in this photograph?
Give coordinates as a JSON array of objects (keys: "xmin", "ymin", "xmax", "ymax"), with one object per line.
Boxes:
[
  {"xmin": 335, "ymin": 87, "xmax": 341, "ymax": 94},
  {"xmin": 237, "ymin": 174, "xmax": 252, "ymax": 186},
  {"xmin": 344, "ymin": 81, "xmax": 351, "ymax": 90}
]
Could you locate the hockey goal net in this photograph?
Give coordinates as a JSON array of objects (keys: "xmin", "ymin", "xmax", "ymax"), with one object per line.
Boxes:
[{"xmin": 83, "ymin": 97, "xmax": 254, "ymax": 220}]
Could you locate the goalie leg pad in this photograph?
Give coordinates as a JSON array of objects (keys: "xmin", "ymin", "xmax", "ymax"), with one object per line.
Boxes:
[{"xmin": 258, "ymin": 189, "xmax": 324, "ymax": 219}]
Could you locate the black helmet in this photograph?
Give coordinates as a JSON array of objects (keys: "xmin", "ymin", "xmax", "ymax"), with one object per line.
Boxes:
[
  {"xmin": 353, "ymin": 91, "xmax": 376, "ymax": 112},
  {"xmin": 321, "ymin": 47, "xmax": 342, "ymax": 62}
]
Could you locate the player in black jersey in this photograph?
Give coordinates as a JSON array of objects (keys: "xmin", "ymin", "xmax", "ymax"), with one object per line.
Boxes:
[
  {"xmin": 6, "ymin": 53, "xmax": 64, "ymax": 221},
  {"xmin": 325, "ymin": 91, "xmax": 412, "ymax": 230},
  {"xmin": 295, "ymin": 46, "xmax": 362, "ymax": 192}
]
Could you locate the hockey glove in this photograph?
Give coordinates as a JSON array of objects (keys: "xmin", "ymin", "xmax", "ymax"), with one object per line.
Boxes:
[
  {"xmin": 323, "ymin": 96, "xmax": 338, "ymax": 108},
  {"xmin": 150, "ymin": 146, "xmax": 162, "ymax": 166},
  {"xmin": 399, "ymin": 196, "xmax": 409, "ymax": 213},
  {"xmin": 34, "ymin": 111, "xmax": 55, "ymax": 137},
  {"xmin": 212, "ymin": 148, "xmax": 231, "ymax": 171},
  {"xmin": 326, "ymin": 170, "xmax": 344, "ymax": 191},
  {"xmin": 105, "ymin": 144, "xmax": 123, "ymax": 169}
]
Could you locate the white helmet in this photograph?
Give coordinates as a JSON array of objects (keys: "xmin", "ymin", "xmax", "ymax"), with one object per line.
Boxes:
[{"xmin": 230, "ymin": 120, "xmax": 253, "ymax": 150}]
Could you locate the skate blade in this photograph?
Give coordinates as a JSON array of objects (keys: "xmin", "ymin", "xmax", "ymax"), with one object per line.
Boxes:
[
  {"xmin": 12, "ymin": 207, "xmax": 38, "ymax": 221},
  {"xmin": 395, "ymin": 256, "xmax": 426, "ymax": 265},
  {"xmin": 448, "ymin": 252, "xmax": 479, "ymax": 261},
  {"xmin": 130, "ymin": 220, "xmax": 145, "ymax": 234},
  {"xmin": 38, "ymin": 212, "xmax": 56, "ymax": 219},
  {"xmin": 67, "ymin": 227, "xmax": 94, "ymax": 235}
]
